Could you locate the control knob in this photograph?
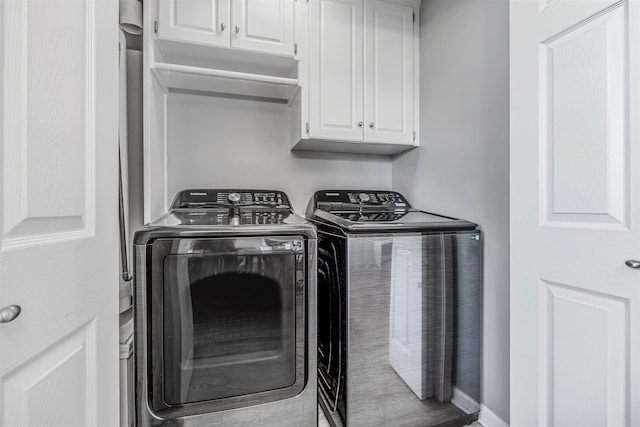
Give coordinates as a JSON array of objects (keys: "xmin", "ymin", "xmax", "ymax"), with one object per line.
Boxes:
[
  {"xmin": 359, "ymin": 193, "xmax": 371, "ymax": 203},
  {"xmin": 228, "ymin": 193, "xmax": 241, "ymax": 204}
]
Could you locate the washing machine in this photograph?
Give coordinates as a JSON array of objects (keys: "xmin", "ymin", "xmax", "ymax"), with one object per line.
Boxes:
[
  {"xmin": 133, "ymin": 189, "xmax": 317, "ymax": 426},
  {"xmin": 306, "ymin": 190, "xmax": 482, "ymax": 427}
]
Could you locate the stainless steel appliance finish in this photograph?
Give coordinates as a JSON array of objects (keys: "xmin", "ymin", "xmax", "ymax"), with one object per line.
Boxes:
[
  {"xmin": 134, "ymin": 189, "xmax": 317, "ymax": 427},
  {"xmin": 307, "ymin": 190, "xmax": 482, "ymax": 427}
]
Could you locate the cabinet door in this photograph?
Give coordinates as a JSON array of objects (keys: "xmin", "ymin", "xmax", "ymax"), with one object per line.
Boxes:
[
  {"xmin": 231, "ymin": 0, "xmax": 295, "ymax": 56},
  {"xmin": 364, "ymin": 0, "xmax": 414, "ymax": 144},
  {"xmin": 309, "ymin": 0, "xmax": 364, "ymax": 142},
  {"xmin": 158, "ymin": 0, "xmax": 230, "ymax": 48}
]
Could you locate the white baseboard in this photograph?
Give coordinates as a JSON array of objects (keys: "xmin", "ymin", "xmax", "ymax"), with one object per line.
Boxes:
[
  {"xmin": 478, "ymin": 404, "xmax": 509, "ymax": 427},
  {"xmin": 451, "ymin": 387, "xmax": 480, "ymax": 414}
]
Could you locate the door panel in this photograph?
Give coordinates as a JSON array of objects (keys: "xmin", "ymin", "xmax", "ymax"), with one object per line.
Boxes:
[
  {"xmin": 2, "ymin": 0, "xmax": 91, "ymax": 246},
  {"xmin": 231, "ymin": 0, "xmax": 294, "ymax": 56},
  {"xmin": 158, "ymin": 0, "xmax": 229, "ymax": 48},
  {"xmin": 0, "ymin": 0, "xmax": 119, "ymax": 425},
  {"xmin": 540, "ymin": 5, "xmax": 627, "ymax": 227},
  {"xmin": 2, "ymin": 324, "xmax": 97, "ymax": 427},
  {"xmin": 364, "ymin": 0, "xmax": 414, "ymax": 144},
  {"xmin": 510, "ymin": 0, "xmax": 640, "ymax": 425},
  {"xmin": 309, "ymin": 0, "xmax": 364, "ymax": 142},
  {"xmin": 539, "ymin": 281, "xmax": 627, "ymax": 427}
]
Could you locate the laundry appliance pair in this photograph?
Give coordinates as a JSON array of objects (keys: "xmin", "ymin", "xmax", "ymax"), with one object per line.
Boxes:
[{"xmin": 133, "ymin": 189, "xmax": 482, "ymax": 427}]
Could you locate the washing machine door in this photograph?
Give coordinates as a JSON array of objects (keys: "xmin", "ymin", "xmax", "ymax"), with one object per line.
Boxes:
[{"xmin": 146, "ymin": 236, "xmax": 307, "ymax": 418}]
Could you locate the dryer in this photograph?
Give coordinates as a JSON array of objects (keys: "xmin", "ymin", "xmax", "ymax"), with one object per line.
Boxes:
[
  {"xmin": 306, "ymin": 190, "xmax": 482, "ymax": 427},
  {"xmin": 133, "ymin": 189, "xmax": 317, "ymax": 426}
]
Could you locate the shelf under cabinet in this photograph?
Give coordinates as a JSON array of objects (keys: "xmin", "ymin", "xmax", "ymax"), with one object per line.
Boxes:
[
  {"xmin": 150, "ymin": 39, "xmax": 300, "ymax": 103},
  {"xmin": 291, "ymin": 138, "xmax": 418, "ymax": 156},
  {"xmin": 152, "ymin": 62, "xmax": 298, "ymax": 86},
  {"xmin": 150, "ymin": 62, "xmax": 298, "ymax": 103}
]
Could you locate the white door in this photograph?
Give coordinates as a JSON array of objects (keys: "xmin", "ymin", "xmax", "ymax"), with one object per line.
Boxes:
[
  {"xmin": 364, "ymin": 0, "xmax": 414, "ymax": 145},
  {"xmin": 0, "ymin": 0, "xmax": 120, "ymax": 426},
  {"xmin": 231, "ymin": 0, "xmax": 295, "ymax": 56},
  {"xmin": 388, "ymin": 236, "xmax": 425, "ymax": 399},
  {"xmin": 511, "ymin": 0, "xmax": 640, "ymax": 426},
  {"xmin": 309, "ymin": 0, "xmax": 364, "ymax": 142},
  {"xmin": 157, "ymin": 0, "xmax": 230, "ymax": 48}
]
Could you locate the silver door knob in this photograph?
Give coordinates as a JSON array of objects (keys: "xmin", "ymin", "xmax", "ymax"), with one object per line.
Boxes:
[
  {"xmin": 358, "ymin": 121, "xmax": 363, "ymax": 127},
  {"xmin": 0, "ymin": 305, "xmax": 21, "ymax": 323},
  {"xmin": 625, "ymin": 260, "xmax": 640, "ymax": 269},
  {"xmin": 369, "ymin": 122, "xmax": 374, "ymax": 128},
  {"xmin": 220, "ymin": 23, "xmax": 225, "ymax": 31}
]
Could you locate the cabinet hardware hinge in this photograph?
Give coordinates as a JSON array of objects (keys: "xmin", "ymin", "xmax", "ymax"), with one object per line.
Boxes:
[
  {"xmin": 413, "ymin": 131, "xmax": 416, "ymax": 141},
  {"xmin": 294, "ymin": 43, "xmax": 298, "ymax": 55},
  {"xmin": 154, "ymin": 21, "xmax": 158, "ymax": 33},
  {"xmin": 305, "ymin": 122, "xmax": 310, "ymax": 134},
  {"xmin": 413, "ymin": 12, "xmax": 415, "ymax": 23}
]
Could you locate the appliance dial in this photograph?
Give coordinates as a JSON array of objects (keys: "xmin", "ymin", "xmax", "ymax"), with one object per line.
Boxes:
[
  {"xmin": 228, "ymin": 193, "xmax": 241, "ymax": 204},
  {"xmin": 359, "ymin": 193, "xmax": 371, "ymax": 202}
]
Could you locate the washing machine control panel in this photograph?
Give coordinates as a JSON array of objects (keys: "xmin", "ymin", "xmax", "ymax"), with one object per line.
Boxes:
[{"xmin": 315, "ymin": 190, "xmax": 410, "ymax": 208}]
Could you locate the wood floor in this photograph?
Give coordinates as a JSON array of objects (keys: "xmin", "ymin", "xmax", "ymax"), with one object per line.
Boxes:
[{"xmin": 317, "ymin": 406, "xmax": 483, "ymax": 427}]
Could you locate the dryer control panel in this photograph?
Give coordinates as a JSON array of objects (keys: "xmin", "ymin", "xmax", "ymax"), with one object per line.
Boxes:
[
  {"xmin": 175, "ymin": 210, "xmax": 290, "ymax": 225},
  {"xmin": 171, "ymin": 189, "xmax": 291, "ymax": 209},
  {"xmin": 313, "ymin": 190, "xmax": 411, "ymax": 209}
]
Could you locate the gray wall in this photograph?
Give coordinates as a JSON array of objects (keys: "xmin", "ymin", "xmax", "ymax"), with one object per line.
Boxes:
[
  {"xmin": 392, "ymin": 0, "xmax": 510, "ymax": 422},
  {"xmin": 167, "ymin": 94, "xmax": 392, "ymax": 213}
]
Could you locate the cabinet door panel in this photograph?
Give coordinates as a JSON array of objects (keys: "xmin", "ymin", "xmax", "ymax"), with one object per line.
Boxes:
[
  {"xmin": 231, "ymin": 0, "xmax": 294, "ymax": 56},
  {"xmin": 158, "ymin": 0, "xmax": 230, "ymax": 48},
  {"xmin": 364, "ymin": 0, "xmax": 414, "ymax": 144},
  {"xmin": 309, "ymin": 0, "xmax": 364, "ymax": 142}
]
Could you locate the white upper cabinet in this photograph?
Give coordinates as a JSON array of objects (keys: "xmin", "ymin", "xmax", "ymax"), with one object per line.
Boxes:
[
  {"xmin": 294, "ymin": 0, "xmax": 420, "ymax": 155},
  {"xmin": 364, "ymin": 0, "xmax": 414, "ymax": 144},
  {"xmin": 309, "ymin": 0, "xmax": 364, "ymax": 142},
  {"xmin": 156, "ymin": 0, "xmax": 295, "ymax": 57},
  {"xmin": 231, "ymin": 0, "xmax": 295, "ymax": 56},
  {"xmin": 158, "ymin": 0, "xmax": 230, "ymax": 48}
]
